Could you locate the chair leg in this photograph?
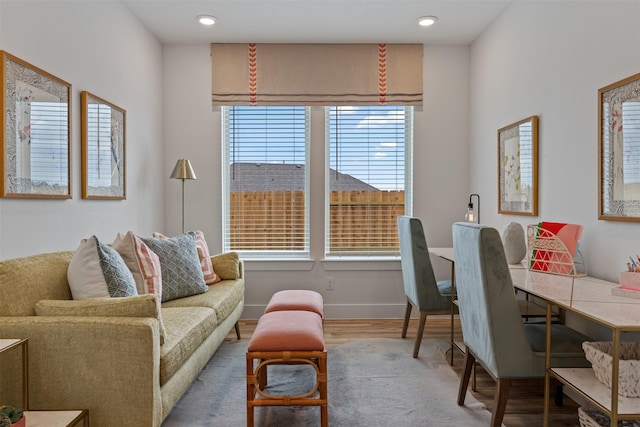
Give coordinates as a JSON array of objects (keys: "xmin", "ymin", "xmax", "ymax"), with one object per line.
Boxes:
[
  {"xmin": 235, "ymin": 322, "xmax": 241, "ymax": 340},
  {"xmin": 401, "ymin": 301, "xmax": 412, "ymax": 338},
  {"xmin": 413, "ymin": 311, "xmax": 427, "ymax": 358},
  {"xmin": 457, "ymin": 349, "xmax": 475, "ymax": 405},
  {"xmin": 492, "ymin": 378, "xmax": 511, "ymax": 427}
]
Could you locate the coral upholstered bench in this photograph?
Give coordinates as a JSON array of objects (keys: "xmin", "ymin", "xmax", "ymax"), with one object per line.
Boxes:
[
  {"xmin": 246, "ymin": 309, "xmax": 327, "ymax": 427},
  {"xmin": 264, "ymin": 290, "xmax": 324, "ymax": 318}
]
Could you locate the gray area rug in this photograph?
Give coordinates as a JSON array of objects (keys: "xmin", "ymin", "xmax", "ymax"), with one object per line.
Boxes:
[{"xmin": 162, "ymin": 338, "xmax": 494, "ymax": 426}]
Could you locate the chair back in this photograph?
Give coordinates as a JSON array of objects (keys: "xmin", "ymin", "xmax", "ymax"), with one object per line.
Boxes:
[
  {"xmin": 398, "ymin": 216, "xmax": 450, "ymax": 312},
  {"xmin": 452, "ymin": 222, "xmax": 539, "ymax": 378}
]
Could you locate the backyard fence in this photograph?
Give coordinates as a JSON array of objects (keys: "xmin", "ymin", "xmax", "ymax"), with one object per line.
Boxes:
[{"xmin": 228, "ymin": 190, "xmax": 404, "ymax": 252}]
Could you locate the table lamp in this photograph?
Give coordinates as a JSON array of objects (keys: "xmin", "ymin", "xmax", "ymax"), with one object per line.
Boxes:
[{"xmin": 465, "ymin": 193, "xmax": 480, "ymax": 224}]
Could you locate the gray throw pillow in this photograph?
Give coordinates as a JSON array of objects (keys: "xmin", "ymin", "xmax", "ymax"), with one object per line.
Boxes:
[{"xmin": 140, "ymin": 232, "xmax": 208, "ymax": 302}]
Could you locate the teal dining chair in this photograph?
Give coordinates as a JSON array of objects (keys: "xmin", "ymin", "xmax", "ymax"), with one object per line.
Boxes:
[
  {"xmin": 451, "ymin": 222, "xmax": 591, "ymax": 427},
  {"xmin": 398, "ymin": 216, "xmax": 452, "ymax": 358}
]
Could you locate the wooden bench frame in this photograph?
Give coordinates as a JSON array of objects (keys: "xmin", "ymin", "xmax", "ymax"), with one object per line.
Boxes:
[{"xmin": 246, "ymin": 349, "xmax": 328, "ymax": 427}]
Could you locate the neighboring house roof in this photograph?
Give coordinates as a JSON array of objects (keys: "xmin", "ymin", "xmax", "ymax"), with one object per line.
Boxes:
[{"xmin": 229, "ymin": 163, "xmax": 378, "ymax": 191}]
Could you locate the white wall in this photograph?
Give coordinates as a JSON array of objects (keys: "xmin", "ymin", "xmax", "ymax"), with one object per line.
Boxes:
[
  {"xmin": 0, "ymin": 1, "xmax": 164, "ymax": 258},
  {"xmin": 470, "ymin": 0, "xmax": 640, "ymax": 284},
  {"xmin": 162, "ymin": 44, "xmax": 471, "ymax": 318},
  {"xmin": 9, "ymin": 1, "xmax": 631, "ymax": 321}
]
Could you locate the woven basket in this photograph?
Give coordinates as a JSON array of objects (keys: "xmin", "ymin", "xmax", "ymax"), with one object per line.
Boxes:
[
  {"xmin": 582, "ymin": 342, "xmax": 640, "ymax": 397},
  {"xmin": 578, "ymin": 407, "xmax": 640, "ymax": 427}
]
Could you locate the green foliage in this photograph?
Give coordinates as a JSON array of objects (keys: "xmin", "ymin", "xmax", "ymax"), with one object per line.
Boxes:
[{"xmin": 0, "ymin": 406, "xmax": 23, "ymax": 424}]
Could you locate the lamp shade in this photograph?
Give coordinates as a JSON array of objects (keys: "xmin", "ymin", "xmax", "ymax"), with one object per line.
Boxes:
[{"xmin": 170, "ymin": 159, "xmax": 197, "ymax": 180}]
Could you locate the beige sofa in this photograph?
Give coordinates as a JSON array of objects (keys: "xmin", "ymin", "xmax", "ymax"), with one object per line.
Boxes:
[{"xmin": 0, "ymin": 250, "xmax": 244, "ymax": 427}]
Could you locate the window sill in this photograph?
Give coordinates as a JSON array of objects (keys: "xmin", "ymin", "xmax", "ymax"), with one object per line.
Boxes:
[
  {"xmin": 321, "ymin": 257, "xmax": 401, "ymax": 271},
  {"xmin": 243, "ymin": 259, "xmax": 315, "ymax": 271},
  {"xmin": 242, "ymin": 257, "xmax": 402, "ymax": 272}
]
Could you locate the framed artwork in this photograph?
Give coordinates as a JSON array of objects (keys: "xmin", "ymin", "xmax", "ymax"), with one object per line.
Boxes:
[
  {"xmin": 0, "ymin": 50, "xmax": 71, "ymax": 198},
  {"xmin": 598, "ymin": 72, "xmax": 640, "ymax": 222},
  {"xmin": 498, "ymin": 115, "xmax": 538, "ymax": 216},
  {"xmin": 81, "ymin": 91, "xmax": 126, "ymax": 199}
]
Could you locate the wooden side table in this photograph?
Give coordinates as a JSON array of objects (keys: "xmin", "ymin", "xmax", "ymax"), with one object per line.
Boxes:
[
  {"xmin": 1, "ymin": 339, "xmax": 89, "ymax": 426},
  {"xmin": 24, "ymin": 409, "xmax": 89, "ymax": 427},
  {"xmin": 0, "ymin": 338, "xmax": 28, "ymax": 409}
]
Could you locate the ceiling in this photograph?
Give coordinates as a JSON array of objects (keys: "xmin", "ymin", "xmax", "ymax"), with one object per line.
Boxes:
[{"xmin": 122, "ymin": 0, "xmax": 513, "ymax": 45}]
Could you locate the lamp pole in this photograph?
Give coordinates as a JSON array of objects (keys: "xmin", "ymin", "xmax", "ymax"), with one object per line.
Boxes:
[
  {"xmin": 170, "ymin": 159, "xmax": 197, "ymax": 234},
  {"xmin": 181, "ymin": 178, "xmax": 186, "ymax": 233}
]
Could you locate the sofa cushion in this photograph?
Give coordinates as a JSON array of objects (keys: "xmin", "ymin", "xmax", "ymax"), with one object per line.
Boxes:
[
  {"xmin": 0, "ymin": 251, "xmax": 74, "ymax": 316},
  {"xmin": 140, "ymin": 233, "xmax": 208, "ymax": 302},
  {"xmin": 154, "ymin": 231, "xmax": 221, "ymax": 285},
  {"xmin": 158, "ymin": 307, "xmax": 218, "ymax": 385},
  {"xmin": 112, "ymin": 231, "xmax": 163, "ymax": 299},
  {"xmin": 210, "ymin": 252, "xmax": 241, "ymax": 280},
  {"xmin": 34, "ymin": 294, "xmax": 166, "ymax": 344},
  {"xmin": 161, "ymin": 278, "xmax": 244, "ymax": 325},
  {"xmin": 67, "ymin": 236, "xmax": 138, "ymax": 299}
]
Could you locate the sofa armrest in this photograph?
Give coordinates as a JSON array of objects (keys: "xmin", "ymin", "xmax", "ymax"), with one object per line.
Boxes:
[
  {"xmin": 35, "ymin": 294, "xmax": 166, "ymax": 344},
  {"xmin": 0, "ymin": 316, "xmax": 162, "ymax": 427}
]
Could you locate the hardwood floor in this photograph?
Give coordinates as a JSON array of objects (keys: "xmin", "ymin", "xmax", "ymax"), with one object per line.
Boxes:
[{"xmin": 227, "ymin": 317, "xmax": 582, "ymax": 427}]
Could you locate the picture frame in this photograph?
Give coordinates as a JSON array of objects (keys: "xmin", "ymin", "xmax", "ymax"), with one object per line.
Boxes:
[
  {"xmin": 498, "ymin": 115, "xmax": 538, "ymax": 216},
  {"xmin": 81, "ymin": 91, "xmax": 126, "ymax": 200},
  {"xmin": 0, "ymin": 51, "xmax": 71, "ymax": 199},
  {"xmin": 598, "ymin": 72, "xmax": 640, "ymax": 222}
]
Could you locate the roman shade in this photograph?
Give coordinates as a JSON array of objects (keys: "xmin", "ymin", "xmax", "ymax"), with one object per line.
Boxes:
[{"xmin": 211, "ymin": 43, "xmax": 423, "ymax": 106}]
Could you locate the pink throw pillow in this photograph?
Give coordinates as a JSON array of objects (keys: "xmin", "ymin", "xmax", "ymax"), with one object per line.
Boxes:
[{"xmin": 112, "ymin": 231, "xmax": 163, "ymax": 299}]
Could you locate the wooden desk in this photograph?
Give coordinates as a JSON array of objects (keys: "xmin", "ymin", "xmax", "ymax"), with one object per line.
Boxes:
[{"xmin": 509, "ymin": 269, "xmax": 640, "ymax": 426}]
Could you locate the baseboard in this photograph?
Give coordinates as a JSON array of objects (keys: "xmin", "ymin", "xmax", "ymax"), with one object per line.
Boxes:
[{"xmin": 241, "ymin": 303, "xmax": 452, "ymax": 320}]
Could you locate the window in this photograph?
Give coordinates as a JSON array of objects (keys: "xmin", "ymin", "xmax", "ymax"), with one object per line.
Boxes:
[
  {"xmin": 222, "ymin": 106, "xmax": 310, "ymax": 258},
  {"xmin": 325, "ymin": 106, "xmax": 413, "ymax": 256}
]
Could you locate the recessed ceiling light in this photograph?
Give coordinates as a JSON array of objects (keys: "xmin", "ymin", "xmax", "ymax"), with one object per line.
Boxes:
[
  {"xmin": 417, "ymin": 16, "xmax": 438, "ymax": 27},
  {"xmin": 196, "ymin": 15, "xmax": 217, "ymax": 26}
]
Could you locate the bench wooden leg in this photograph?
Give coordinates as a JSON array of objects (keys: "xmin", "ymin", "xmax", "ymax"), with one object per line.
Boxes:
[
  {"xmin": 319, "ymin": 354, "xmax": 328, "ymax": 427},
  {"xmin": 246, "ymin": 357, "xmax": 255, "ymax": 427}
]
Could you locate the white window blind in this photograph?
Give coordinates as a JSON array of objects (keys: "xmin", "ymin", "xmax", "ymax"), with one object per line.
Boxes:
[
  {"xmin": 325, "ymin": 106, "xmax": 412, "ymax": 256},
  {"xmin": 222, "ymin": 106, "xmax": 310, "ymax": 258}
]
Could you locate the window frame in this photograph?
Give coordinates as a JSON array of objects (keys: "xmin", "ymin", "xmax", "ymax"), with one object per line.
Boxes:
[
  {"xmin": 221, "ymin": 105, "xmax": 311, "ymax": 259},
  {"xmin": 324, "ymin": 105, "xmax": 413, "ymax": 258}
]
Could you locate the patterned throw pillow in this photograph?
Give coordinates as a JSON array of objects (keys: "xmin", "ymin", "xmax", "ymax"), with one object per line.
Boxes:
[
  {"xmin": 67, "ymin": 236, "xmax": 138, "ymax": 299},
  {"xmin": 112, "ymin": 231, "xmax": 163, "ymax": 299},
  {"xmin": 140, "ymin": 232, "xmax": 208, "ymax": 302},
  {"xmin": 153, "ymin": 230, "xmax": 221, "ymax": 285}
]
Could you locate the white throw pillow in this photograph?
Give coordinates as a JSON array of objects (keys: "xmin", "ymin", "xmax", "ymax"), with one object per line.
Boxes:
[{"xmin": 67, "ymin": 236, "xmax": 138, "ymax": 300}]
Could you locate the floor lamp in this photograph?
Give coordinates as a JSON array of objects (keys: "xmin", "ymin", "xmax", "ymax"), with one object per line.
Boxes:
[{"xmin": 170, "ymin": 159, "xmax": 197, "ymax": 233}]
